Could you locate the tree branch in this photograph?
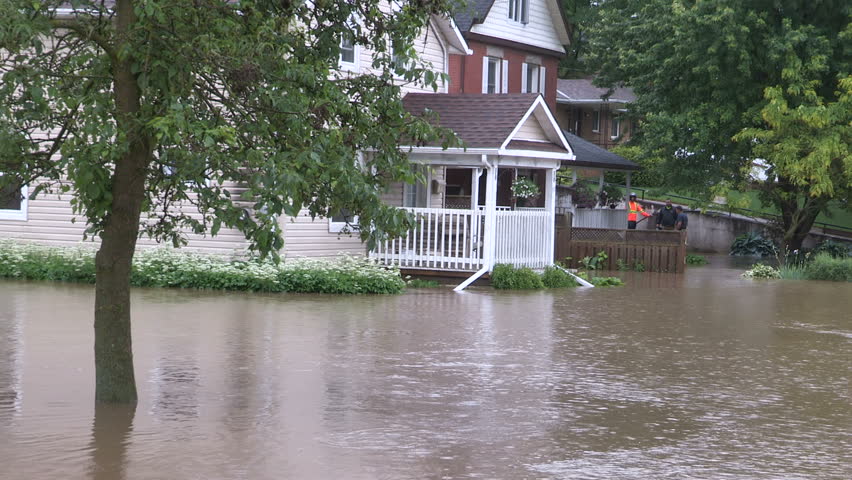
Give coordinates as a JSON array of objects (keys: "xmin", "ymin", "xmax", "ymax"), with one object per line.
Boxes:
[{"xmin": 50, "ymin": 18, "xmax": 116, "ymax": 61}]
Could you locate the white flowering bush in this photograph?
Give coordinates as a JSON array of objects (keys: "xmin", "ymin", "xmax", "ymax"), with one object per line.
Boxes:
[
  {"xmin": 510, "ymin": 177, "xmax": 540, "ymax": 199},
  {"xmin": 0, "ymin": 241, "xmax": 405, "ymax": 294},
  {"xmin": 742, "ymin": 263, "xmax": 781, "ymax": 279}
]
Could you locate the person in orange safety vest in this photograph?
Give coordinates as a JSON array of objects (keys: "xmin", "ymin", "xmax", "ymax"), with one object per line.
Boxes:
[{"xmin": 627, "ymin": 192, "xmax": 651, "ymax": 229}]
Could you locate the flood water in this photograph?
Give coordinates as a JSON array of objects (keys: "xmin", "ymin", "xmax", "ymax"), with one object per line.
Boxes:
[{"xmin": 1, "ymin": 258, "xmax": 850, "ymax": 479}]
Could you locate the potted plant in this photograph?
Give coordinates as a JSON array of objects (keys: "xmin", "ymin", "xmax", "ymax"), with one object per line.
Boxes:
[{"xmin": 511, "ymin": 176, "xmax": 540, "ymax": 207}]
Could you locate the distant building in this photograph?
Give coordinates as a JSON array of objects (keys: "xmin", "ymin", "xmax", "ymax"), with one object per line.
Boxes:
[{"xmin": 555, "ymin": 78, "xmax": 636, "ymax": 150}]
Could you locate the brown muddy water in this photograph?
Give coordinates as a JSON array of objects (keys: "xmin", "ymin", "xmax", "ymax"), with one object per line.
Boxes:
[{"xmin": 0, "ymin": 257, "xmax": 850, "ymax": 479}]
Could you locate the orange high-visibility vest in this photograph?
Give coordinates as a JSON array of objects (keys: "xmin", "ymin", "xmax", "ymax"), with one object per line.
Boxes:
[{"xmin": 627, "ymin": 201, "xmax": 646, "ymax": 221}]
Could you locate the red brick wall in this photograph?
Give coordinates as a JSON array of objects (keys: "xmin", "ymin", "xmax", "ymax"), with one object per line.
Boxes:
[
  {"xmin": 447, "ymin": 54, "xmax": 463, "ymax": 94},
  {"xmin": 448, "ymin": 40, "xmax": 561, "ymax": 111}
]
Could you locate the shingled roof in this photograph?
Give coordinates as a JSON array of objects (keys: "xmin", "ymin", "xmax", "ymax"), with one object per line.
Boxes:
[
  {"xmin": 562, "ymin": 131, "xmax": 638, "ymax": 170},
  {"xmin": 453, "ymin": 0, "xmax": 497, "ymax": 32},
  {"xmin": 556, "ymin": 79, "xmax": 636, "ymax": 104},
  {"xmin": 403, "ymin": 93, "xmax": 563, "ymax": 149}
]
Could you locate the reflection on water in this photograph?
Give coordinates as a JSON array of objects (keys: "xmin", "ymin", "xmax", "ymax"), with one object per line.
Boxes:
[
  {"xmin": 89, "ymin": 404, "xmax": 135, "ymax": 480},
  {"xmin": 0, "ymin": 258, "xmax": 850, "ymax": 479}
]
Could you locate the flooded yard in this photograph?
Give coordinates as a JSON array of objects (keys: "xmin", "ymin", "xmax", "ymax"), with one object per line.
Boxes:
[{"xmin": 1, "ymin": 258, "xmax": 850, "ymax": 479}]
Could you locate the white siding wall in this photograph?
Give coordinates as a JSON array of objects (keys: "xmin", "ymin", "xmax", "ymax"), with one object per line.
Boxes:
[
  {"xmin": 0, "ymin": 180, "xmax": 253, "ymax": 256},
  {"xmin": 513, "ymin": 117, "xmax": 549, "ymax": 142},
  {"xmin": 470, "ymin": 0, "xmax": 565, "ymax": 53},
  {"xmin": 346, "ymin": 19, "xmax": 449, "ymax": 94},
  {"xmin": 280, "ymin": 209, "xmax": 365, "ymax": 259}
]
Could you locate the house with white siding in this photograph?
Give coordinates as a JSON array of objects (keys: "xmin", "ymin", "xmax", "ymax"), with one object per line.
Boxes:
[{"xmin": 1, "ymin": 0, "xmax": 582, "ymax": 287}]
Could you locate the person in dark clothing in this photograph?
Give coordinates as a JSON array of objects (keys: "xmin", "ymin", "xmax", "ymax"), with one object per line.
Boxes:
[
  {"xmin": 656, "ymin": 199, "xmax": 678, "ymax": 230},
  {"xmin": 675, "ymin": 206, "xmax": 688, "ymax": 231}
]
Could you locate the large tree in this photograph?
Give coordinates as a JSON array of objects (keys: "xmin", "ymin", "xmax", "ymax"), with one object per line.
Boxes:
[
  {"xmin": 586, "ymin": 0, "xmax": 851, "ymax": 251},
  {"xmin": 0, "ymin": 0, "xmax": 456, "ymax": 403}
]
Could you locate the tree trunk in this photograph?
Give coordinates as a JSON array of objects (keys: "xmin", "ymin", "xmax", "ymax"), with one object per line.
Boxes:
[
  {"xmin": 94, "ymin": 0, "xmax": 148, "ymax": 404},
  {"xmin": 777, "ymin": 185, "xmax": 827, "ymax": 254}
]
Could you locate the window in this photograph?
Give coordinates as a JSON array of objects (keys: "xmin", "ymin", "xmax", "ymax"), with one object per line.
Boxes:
[
  {"xmin": 339, "ymin": 30, "xmax": 358, "ymax": 71},
  {"xmin": 486, "ymin": 57, "xmax": 499, "ymax": 94},
  {"xmin": 482, "ymin": 57, "xmax": 507, "ymax": 94},
  {"xmin": 592, "ymin": 109, "xmax": 600, "ymax": 132},
  {"xmin": 522, "ymin": 63, "xmax": 546, "ymax": 94},
  {"xmin": 403, "ymin": 178, "xmax": 429, "ymax": 208},
  {"xmin": 611, "ymin": 116, "xmax": 621, "ymax": 139},
  {"xmin": 508, "ymin": 0, "xmax": 529, "ymax": 23},
  {"xmin": 329, "ymin": 208, "xmax": 359, "ymax": 233},
  {"xmin": 0, "ymin": 173, "xmax": 27, "ymax": 221}
]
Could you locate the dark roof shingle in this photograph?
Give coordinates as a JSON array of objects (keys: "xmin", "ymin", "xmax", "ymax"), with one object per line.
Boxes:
[
  {"xmin": 562, "ymin": 131, "xmax": 638, "ymax": 170},
  {"xmin": 403, "ymin": 93, "xmax": 541, "ymax": 148},
  {"xmin": 556, "ymin": 79, "xmax": 636, "ymax": 103}
]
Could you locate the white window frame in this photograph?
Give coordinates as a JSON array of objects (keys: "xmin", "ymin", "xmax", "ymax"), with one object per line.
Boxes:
[
  {"xmin": 611, "ymin": 116, "xmax": 621, "ymax": 139},
  {"xmin": 508, "ymin": 0, "xmax": 530, "ymax": 24},
  {"xmin": 329, "ymin": 209, "xmax": 359, "ymax": 234},
  {"xmin": 592, "ymin": 109, "xmax": 601, "ymax": 133},
  {"xmin": 0, "ymin": 174, "xmax": 27, "ymax": 221},
  {"xmin": 482, "ymin": 57, "xmax": 509, "ymax": 94},
  {"xmin": 339, "ymin": 29, "xmax": 359, "ymax": 72}
]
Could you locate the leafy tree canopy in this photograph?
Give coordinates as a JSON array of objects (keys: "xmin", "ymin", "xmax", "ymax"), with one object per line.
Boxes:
[
  {"xmin": 586, "ymin": 0, "xmax": 851, "ymax": 250},
  {"xmin": 0, "ymin": 0, "xmax": 457, "ymax": 254}
]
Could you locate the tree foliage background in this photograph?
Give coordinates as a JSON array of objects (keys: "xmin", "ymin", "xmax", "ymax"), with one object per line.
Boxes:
[{"xmin": 584, "ymin": 0, "xmax": 851, "ymax": 250}]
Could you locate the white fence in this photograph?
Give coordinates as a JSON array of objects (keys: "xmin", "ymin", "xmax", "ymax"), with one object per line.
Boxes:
[
  {"xmin": 573, "ymin": 208, "xmax": 626, "ymax": 229},
  {"xmin": 370, "ymin": 208, "xmax": 484, "ymax": 271},
  {"xmin": 493, "ymin": 209, "xmax": 552, "ymax": 269},
  {"xmin": 370, "ymin": 207, "xmax": 553, "ymax": 271}
]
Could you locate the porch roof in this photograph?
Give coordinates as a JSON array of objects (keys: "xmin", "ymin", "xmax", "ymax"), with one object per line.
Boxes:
[
  {"xmin": 402, "ymin": 93, "xmax": 573, "ymax": 158},
  {"xmin": 562, "ymin": 131, "xmax": 639, "ymax": 171}
]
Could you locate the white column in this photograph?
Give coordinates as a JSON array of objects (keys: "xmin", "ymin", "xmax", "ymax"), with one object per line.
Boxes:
[
  {"xmin": 484, "ymin": 157, "xmax": 498, "ymax": 269},
  {"xmin": 546, "ymin": 167, "xmax": 557, "ymax": 264},
  {"xmin": 471, "ymin": 168, "xmax": 482, "ymax": 210}
]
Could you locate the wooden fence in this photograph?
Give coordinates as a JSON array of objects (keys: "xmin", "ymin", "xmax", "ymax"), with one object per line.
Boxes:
[{"xmin": 555, "ymin": 218, "xmax": 687, "ymax": 273}]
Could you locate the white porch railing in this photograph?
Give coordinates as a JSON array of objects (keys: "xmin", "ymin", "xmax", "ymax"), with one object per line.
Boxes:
[
  {"xmin": 493, "ymin": 209, "xmax": 552, "ymax": 269},
  {"xmin": 370, "ymin": 207, "xmax": 485, "ymax": 271},
  {"xmin": 370, "ymin": 207, "xmax": 553, "ymax": 271},
  {"xmin": 573, "ymin": 208, "xmax": 626, "ymax": 229}
]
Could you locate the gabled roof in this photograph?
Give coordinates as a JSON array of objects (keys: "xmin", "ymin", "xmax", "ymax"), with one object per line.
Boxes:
[
  {"xmin": 453, "ymin": 0, "xmax": 571, "ymax": 45},
  {"xmin": 562, "ymin": 131, "xmax": 638, "ymax": 171},
  {"xmin": 402, "ymin": 93, "xmax": 572, "ymax": 157},
  {"xmin": 556, "ymin": 79, "xmax": 636, "ymax": 104}
]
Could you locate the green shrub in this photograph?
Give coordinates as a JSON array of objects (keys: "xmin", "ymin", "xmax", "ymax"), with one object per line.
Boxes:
[
  {"xmin": 580, "ymin": 250, "xmax": 608, "ymax": 270},
  {"xmin": 616, "ymin": 259, "xmax": 630, "ymax": 271},
  {"xmin": 491, "ymin": 264, "xmax": 544, "ymax": 290},
  {"xmin": 731, "ymin": 232, "xmax": 776, "ymax": 257},
  {"xmin": 686, "ymin": 254, "xmax": 708, "ymax": 265},
  {"xmin": 541, "ymin": 266, "xmax": 578, "ymax": 288},
  {"xmin": 633, "ymin": 260, "xmax": 645, "ymax": 272},
  {"xmin": 812, "ymin": 240, "xmax": 850, "ymax": 259},
  {"xmin": 805, "ymin": 253, "xmax": 852, "ymax": 282},
  {"xmin": 588, "ymin": 276, "xmax": 624, "ymax": 287},
  {"xmin": 406, "ymin": 278, "xmax": 440, "ymax": 288},
  {"xmin": 742, "ymin": 264, "xmax": 781, "ymax": 279},
  {"xmin": 0, "ymin": 241, "xmax": 405, "ymax": 294}
]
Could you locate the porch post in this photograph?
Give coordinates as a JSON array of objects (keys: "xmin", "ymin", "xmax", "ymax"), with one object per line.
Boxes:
[
  {"xmin": 545, "ymin": 167, "xmax": 557, "ymax": 264},
  {"xmin": 484, "ymin": 158, "xmax": 498, "ymax": 269},
  {"xmin": 471, "ymin": 167, "xmax": 482, "ymax": 210},
  {"xmin": 625, "ymin": 170, "xmax": 632, "ymax": 203}
]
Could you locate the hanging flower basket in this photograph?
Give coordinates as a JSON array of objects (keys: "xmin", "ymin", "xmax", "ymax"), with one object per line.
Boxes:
[{"xmin": 510, "ymin": 177, "xmax": 540, "ymax": 199}]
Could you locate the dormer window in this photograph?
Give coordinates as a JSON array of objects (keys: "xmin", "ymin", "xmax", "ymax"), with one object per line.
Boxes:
[{"xmin": 508, "ymin": 0, "xmax": 529, "ymax": 24}]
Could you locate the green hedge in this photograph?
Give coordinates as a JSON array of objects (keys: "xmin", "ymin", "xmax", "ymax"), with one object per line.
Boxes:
[
  {"xmin": 0, "ymin": 241, "xmax": 405, "ymax": 294},
  {"xmin": 805, "ymin": 253, "xmax": 852, "ymax": 282}
]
